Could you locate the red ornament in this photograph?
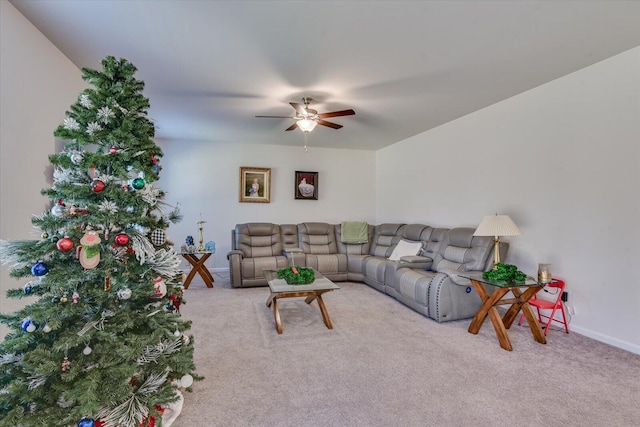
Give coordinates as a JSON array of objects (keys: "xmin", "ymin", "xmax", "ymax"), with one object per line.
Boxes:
[
  {"xmin": 56, "ymin": 236, "xmax": 74, "ymax": 252},
  {"xmin": 114, "ymin": 233, "xmax": 129, "ymax": 246},
  {"xmin": 109, "ymin": 146, "xmax": 117, "ymax": 154},
  {"xmin": 91, "ymin": 179, "xmax": 105, "ymax": 193}
]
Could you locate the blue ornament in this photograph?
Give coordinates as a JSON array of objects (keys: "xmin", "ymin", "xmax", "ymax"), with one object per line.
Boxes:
[
  {"xmin": 23, "ymin": 283, "xmax": 33, "ymax": 294},
  {"xmin": 185, "ymin": 235, "xmax": 194, "ymax": 246},
  {"xmin": 21, "ymin": 318, "xmax": 37, "ymax": 332},
  {"xmin": 77, "ymin": 418, "xmax": 95, "ymax": 427},
  {"xmin": 31, "ymin": 262, "xmax": 49, "ymax": 276}
]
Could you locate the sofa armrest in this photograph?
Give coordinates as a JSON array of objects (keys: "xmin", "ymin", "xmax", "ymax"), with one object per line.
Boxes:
[
  {"xmin": 227, "ymin": 250, "xmax": 244, "ymax": 261},
  {"xmin": 399, "ymin": 255, "xmax": 433, "ymax": 270},
  {"xmin": 227, "ymin": 250, "xmax": 245, "ymax": 288},
  {"xmin": 283, "ymin": 247, "xmax": 306, "ymax": 267},
  {"xmin": 283, "ymin": 248, "xmax": 304, "ymax": 254},
  {"xmin": 436, "ymin": 268, "xmax": 482, "ymax": 287}
]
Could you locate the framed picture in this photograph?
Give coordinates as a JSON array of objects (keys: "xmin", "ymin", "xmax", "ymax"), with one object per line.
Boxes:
[
  {"xmin": 295, "ymin": 171, "xmax": 318, "ymax": 200},
  {"xmin": 239, "ymin": 167, "xmax": 271, "ymax": 203}
]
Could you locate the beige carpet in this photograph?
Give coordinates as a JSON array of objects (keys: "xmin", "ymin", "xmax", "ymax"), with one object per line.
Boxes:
[{"xmin": 173, "ymin": 272, "xmax": 640, "ymax": 427}]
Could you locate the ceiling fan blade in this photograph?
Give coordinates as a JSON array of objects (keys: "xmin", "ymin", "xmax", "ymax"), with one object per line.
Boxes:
[
  {"xmin": 317, "ymin": 109, "xmax": 355, "ymax": 119},
  {"xmin": 317, "ymin": 119, "xmax": 343, "ymax": 129},
  {"xmin": 285, "ymin": 122, "xmax": 299, "ymax": 131},
  {"xmin": 255, "ymin": 115, "xmax": 296, "ymax": 118},
  {"xmin": 290, "ymin": 102, "xmax": 307, "ymax": 116}
]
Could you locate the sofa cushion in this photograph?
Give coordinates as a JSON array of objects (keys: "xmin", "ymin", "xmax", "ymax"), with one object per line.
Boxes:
[
  {"xmin": 388, "ymin": 239, "xmax": 423, "ymax": 261},
  {"xmin": 433, "ymin": 228, "xmax": 493, "ymax": 273},
  {"xmin": 234, "ymin": 223, "xmax": 283, "ymax": 258}
]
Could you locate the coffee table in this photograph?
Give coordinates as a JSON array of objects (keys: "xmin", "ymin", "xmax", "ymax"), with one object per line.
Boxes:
[
  {"xmin": 263, "ymin": 269, "xmax": 340, "ymax": 334},
  {"xmin": 463, "ymin": 273, "xmax": 546, "ymax": 351}
]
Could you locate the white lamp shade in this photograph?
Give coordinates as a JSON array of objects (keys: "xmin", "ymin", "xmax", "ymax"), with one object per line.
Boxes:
[
  {"xmin": 298, "ymin": 119, "xmax": 317, "ymax": 133},
  {"xmin": 473, "ymin": 214, "xmax": 521, "ymax": 237}
]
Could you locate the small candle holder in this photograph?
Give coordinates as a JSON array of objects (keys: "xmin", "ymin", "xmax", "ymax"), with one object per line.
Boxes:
[{"xmin": 538, "ymin": 263, "xmax": 552, "ymax": 284}]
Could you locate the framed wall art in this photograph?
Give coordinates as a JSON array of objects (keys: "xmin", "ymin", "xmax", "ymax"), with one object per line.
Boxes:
[
  {"xmin": 239, "ymin": 167, "xmax": 271, "ymax": 203},
  {"xmin": 295, "ymin": 171, "xmax": 318, "ymax": 200}
]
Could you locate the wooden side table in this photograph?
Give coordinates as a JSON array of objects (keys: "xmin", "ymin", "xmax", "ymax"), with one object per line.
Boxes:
[
  {"xmin": 181, "ymin": 252, "xmax": 214, "ymax": 289},
  {"xmin": 464, "ymin": 275, "xmax": 546, "ymax": 351}
]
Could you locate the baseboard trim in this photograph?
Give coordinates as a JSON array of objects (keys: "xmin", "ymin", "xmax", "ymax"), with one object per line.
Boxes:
[{"xmin": 570, "ymin": 325, "xmax": 640, "ymax": 355}]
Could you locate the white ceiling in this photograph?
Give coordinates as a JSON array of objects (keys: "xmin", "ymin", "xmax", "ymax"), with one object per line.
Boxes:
[{"xmin": 10, "ymin": 0, "xmax": 640, "ymax": 151}]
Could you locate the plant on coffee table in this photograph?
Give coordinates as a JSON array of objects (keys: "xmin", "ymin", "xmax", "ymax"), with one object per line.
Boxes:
[{"xmin": 277, "ymin": 266, "xmax": 315, "ymax": 285}]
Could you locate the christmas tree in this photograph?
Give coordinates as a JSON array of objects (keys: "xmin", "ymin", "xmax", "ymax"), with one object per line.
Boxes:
[{"xmin": 0, "ymin": 56, "xmax": 197, "ymax": 427}]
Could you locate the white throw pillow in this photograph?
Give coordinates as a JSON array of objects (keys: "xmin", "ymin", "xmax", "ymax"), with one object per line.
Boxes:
[{"xmin": 388, "ymin": 239, "xmax": 423, "ymax": 261}]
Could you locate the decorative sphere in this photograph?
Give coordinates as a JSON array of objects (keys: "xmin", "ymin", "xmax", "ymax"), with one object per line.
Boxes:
[
  {"xmin": 23, "ymin": 283, "xmax": 33, "ymax": 294},
  {"xmin": 83, "ymin": 345, "xmax": 92, "ymax": 355},
  {"xmin": 51, "ymin": 204, "xmax": 65, "ymax": 217},
  {"xmin": 109, "ymin": 146, "xmax": 117, "ymax": 154},
  {"xmin": 114, "ymin": 233, "xmax": 130, "ymax": 246},
  {"xmin": 77, "ymin": 418, "xmax": 95, "ymax": 427},
  {"xmin": 21, "ymin": 318, "xmax": 37, "ymax": 332},
  {"xmin": 91, "ymin": 179, "xmax": 106, "ymax": 193},
  {"xmin": 69, "ymin": 153, "xmax": 83, "ymax": 165},
  {"xmin": 56, "ymin": 237, "xmax": 74, "ymax": 252},
  {"xmin": 43, "ymin": 324, "xmax": 52, "ymax": 333},
  {"xmin": 180, "ymin": 374, "xmax": 194, "ymax": 388},
  {"xmin": 117, "ymin": 288, "xmax": 132, "ymax": 300},
  {"xmin": 131, "ymin": 177, "xmax": 145, "ymax": 190},
  {"xmin": 41, "ymin": 232, "xmax": 49, "ymax": 239},
  {"xmin": 31, "ymin": 262, "xmax": 49, "ymax": 276}
]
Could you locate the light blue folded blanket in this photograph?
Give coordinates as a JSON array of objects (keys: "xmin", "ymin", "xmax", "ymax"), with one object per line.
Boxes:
[{"xmin": 341, "ymin": 221, "xmax": 369, "ymax": 243}]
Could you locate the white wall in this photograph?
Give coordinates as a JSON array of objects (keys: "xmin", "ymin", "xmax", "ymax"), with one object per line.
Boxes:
[
  {"xmin": 376, "ymin": 46, "xmax": 640, "ymax": 353},
  {"xmin": 0, "ymin": 1, "xmax": 85, "ymax": 337},
  {"xmin": 156, "ymin": 139, "xmax": 376, "ymax": 270}
]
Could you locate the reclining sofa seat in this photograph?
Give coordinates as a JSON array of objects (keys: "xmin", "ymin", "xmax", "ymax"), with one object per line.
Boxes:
[
  {"xmin": 227, "ymin": 223, "xmax": 299, "ymax": 288},
  {"xmin": 390, "ymin": 227, "xmax": 498, "ymax": 322},
  {"xmin": 362, "ymin": 224, "xmax": 447, "ymax": 293},
  {"xmin": 297, "ymin": 222, "xmax": 349, "ymax": 282}
]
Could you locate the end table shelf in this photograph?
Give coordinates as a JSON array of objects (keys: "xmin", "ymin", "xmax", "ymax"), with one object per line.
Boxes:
[{"xmin": 181, "ymin": 252, "xmax": 214, "ymax": 289}]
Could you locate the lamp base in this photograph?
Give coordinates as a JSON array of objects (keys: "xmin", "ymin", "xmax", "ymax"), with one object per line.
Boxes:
[{"xmin": 492, "ymin": 237, "xmax": 501, "ymax": 269}]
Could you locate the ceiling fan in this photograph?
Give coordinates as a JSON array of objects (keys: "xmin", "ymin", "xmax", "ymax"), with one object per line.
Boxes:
[{"xmin": 256, "ymin": 97, "xmax": 355, "ymax": 132}]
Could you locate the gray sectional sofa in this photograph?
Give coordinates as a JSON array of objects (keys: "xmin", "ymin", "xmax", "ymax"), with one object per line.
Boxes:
[{"xmin": 227, "ymin": 222, "xmax": 507, "ymax": 322}]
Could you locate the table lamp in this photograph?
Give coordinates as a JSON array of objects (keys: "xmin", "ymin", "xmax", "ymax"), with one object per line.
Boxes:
[{"xmin": 473, "ymin": 214, "xmax": 521, "ymax": 267}]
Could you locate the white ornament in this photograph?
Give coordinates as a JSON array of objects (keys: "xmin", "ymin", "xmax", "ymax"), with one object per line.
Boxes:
[
  {"xmin": 69, "ymin": 152, "xmax": 83, "ymax": 165},
  {"xmin": 83, "ymin": 345, "xmax": 92, "ymax": 355},
  {"xmin": 86, "ymin": 121, "xmax": 102, "ymax": 136},
  {"xmin": 173, "ymin": 328, "xmax": 181, "ymax": 337},
  {"xmin": 180, "ymin": 374, "xmax": 194, "ymax": 388},
  {"xmin": 43, "ymin": 324, "xmax": 52, "ymax": 333},
  {"xmin": 98, "ymin": 200, "xmax": 119, "ymax": 213},
  {"xmin": 26, "ymin": 323, "xmax": 36, "ymax": 332},
  {"xmin": 153, "ymin": 277, "xmax": 167, "ymax": 297},
  {"xmin": 96, "ymin": 106, "xmax": 115, "ymax": 124},
  {"xmin": 51, "ymin": 205, "xmax": 65, "ymax": 217},
  {"xmin": 117, "ymin": 288, "xmax": 132, "ymax": 300},
  {"xmin": 63, "ymin": 117, "xmax": 80, "ymax": 131},
  {"xmin": 79, "ymin": 94, "xmax": 92, "ymax": 108},
  {"xmin": 181, "ymin": 334, "xmax": 190, "ymax": 345}
]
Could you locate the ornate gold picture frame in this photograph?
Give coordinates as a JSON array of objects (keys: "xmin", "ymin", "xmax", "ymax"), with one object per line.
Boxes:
[{"xmin": 239, "ymin": 167, "xmax": 271, "ymax": 203}]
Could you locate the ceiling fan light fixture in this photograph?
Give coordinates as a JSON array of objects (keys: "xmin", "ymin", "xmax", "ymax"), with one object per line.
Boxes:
[{"xmin": 298, "ymin": 118, "xmax": 317, "ymax": 133}]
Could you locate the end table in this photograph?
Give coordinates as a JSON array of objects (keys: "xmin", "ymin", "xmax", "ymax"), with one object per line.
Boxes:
[
  {"xmin": 463, "ymin": 274, "xmax": 546, "ymax": 351},
  {"xmin": 181, "ymin": 252, "xmax": 214, "ymax": 289}
]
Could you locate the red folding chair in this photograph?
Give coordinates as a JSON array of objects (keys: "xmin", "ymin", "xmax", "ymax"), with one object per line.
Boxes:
[{"xmin": 518, "ymin": 278, "xmax": 569, "ymax": 335}]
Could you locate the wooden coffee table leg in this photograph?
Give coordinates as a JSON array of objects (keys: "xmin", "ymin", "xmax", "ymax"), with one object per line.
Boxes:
[
  {"xmin": 272, "ymin": 297, "xmax": 283, "ymax": 334},
  {"xmin": 315, "ymin": 294, "xmax": 333, "ymax": 329}
]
